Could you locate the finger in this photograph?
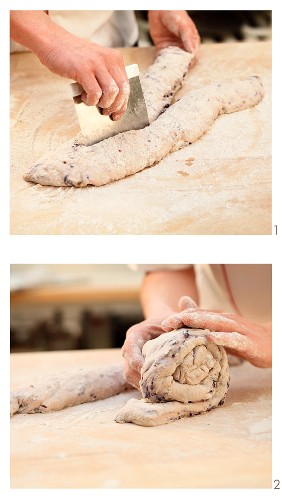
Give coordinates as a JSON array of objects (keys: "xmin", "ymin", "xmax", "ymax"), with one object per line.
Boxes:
[
  {"xmin": 107, "ymin": 93, "xmax": 128, "ymax": 120},
  {"xmin": 124, "ymin": 351, "xmax": 144, "ymax": 373},
  {"xmin": 102, "ymin": 95, "xmax": 128, "ymax": 118},
  {"xmin": 179, "ymin": 16, "xmax": 201, "ymax": 54},
  {"xmin": 121, "ymin": 335, "xmax": 145, "ymax": 372},
  {"xmin": 181, "ymin": 30, "xmax": 200, "ymax": 54},
  {"xmin": 161, "ymin": 314, "xmax": 184, "ymax": 332},
  {"xmin": 182, "ymin": 38, "xmax": 199, "ymax": 56},
  {"xmin": 111, "ymin": 108, "xmax": 126, "ymax": 121},
  {"xmin": 123, "ymin": 361, "xmax": 141, "ymax": 389},
  {"xmin": 102, "ymin": 65, "xmax": 130, "ymax": 117},
  {"xmin": 95, "ymin": 69, "xmax": 119, "ymax": 109},
  {"xmin": 80, "ymin": 75, "xmax": 102, "ymax": 106},
  {"xmin": 179, "ymin": 311, "xmax": 243, "ymax": 332},
  {"xmin": 185, "ymin": 26, "xmax": 201, "ymax": 50},
  {"xmin": 178, "ymin": 295, "xmax": 198, "ymax": 311},
  {"xmin": 194, "ymin": 32, "xmax": 201, "ymax": 52},
  {"xmin": 206, "ymin": 331, "xmax": 252, "ymax": 353},
  {"xmin": 180, "ymin": 33, "xmax": 195, "ymax": 53}
]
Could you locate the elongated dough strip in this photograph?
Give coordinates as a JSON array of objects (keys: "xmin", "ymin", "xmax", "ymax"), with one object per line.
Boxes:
[
  {"xmin": 24, "ymin": 46, "xmax": 192, "ymax": 187},
  {"xmin": 115, "ymin": 328, "xmax": 230, "ymax": 426},
  {"xmin": 10, "ymin": 364, "xmax": 129, "ymax": 416},
  {"xmin": 24, "ymin": 76, "xmax": 264, "ymax": 187},
  {"xmin": 140, "ymin": 46, "xmax": 193, "ymax": 122}
]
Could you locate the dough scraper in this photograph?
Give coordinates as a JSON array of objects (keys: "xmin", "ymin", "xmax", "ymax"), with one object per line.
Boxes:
[{"xmin": 70, "ymin": 64, "xmax": 149, "ymax": 145}]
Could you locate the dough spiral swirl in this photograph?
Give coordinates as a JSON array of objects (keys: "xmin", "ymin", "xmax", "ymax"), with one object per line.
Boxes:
[{"xmin": 115, "ymin": 328, "xmax": 230, "ymax": 426}]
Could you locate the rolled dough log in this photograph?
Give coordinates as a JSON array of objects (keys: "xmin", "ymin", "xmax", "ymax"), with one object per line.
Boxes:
[
  {"xmin": 10, "ymin": 363, "xmax": 129, "ymax": 416},
  {"xmin": 115, "ymin": 328, "xmax": 230, "ymax": 426},
  {"xmin": 24, "ymin": 75, "xmax": 264, "ymax": 187},
  {"xmin": 11, "ymin": 329, "xmax": 230, "ymax": 428}
]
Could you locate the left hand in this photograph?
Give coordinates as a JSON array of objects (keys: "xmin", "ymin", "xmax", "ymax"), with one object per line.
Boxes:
[
  {"xmin": 122, "ymin": 315, "xmax": 171, "ymax": 389},
  {"xmin": 148, "ymin": 11, "xmax": 200, "ymax": 58},
  {"xmin": 161, "ymin": 296, "xmax": 272, "ymax": 368}
]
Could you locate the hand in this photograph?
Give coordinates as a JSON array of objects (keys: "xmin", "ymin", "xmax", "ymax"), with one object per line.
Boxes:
[
  {"xmin": 39, "ymin": 34, "xmax": 130, "ymax": 120},
  {"xmin": 122, "ymin": 316, "xmax": 169, "ymax": 388},
  {"xmin": 149, "ymin": 11, "xmax": 200, "ymax": 59},
  {"xmin": 161, "ymin": 296, "xmax": 272, "ymax": 368}
]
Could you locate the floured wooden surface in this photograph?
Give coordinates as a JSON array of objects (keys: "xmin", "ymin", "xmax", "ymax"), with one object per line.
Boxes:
[
  {"xmin": 10, "ymin": 42, "xmax": 271, "ymax": 234},
  {"xmin": 11, "ymin": 348, "xmax": 271, "ymax": 488}
]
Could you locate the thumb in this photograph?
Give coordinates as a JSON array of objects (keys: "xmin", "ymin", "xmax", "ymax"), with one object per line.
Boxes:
[
  {"xmin": 178, "ymin": 295, "xmax": 198, "ymax": 311},
  {"xmin": 178, "ymin": 23, "xmax": 198, "ymax": 53}
]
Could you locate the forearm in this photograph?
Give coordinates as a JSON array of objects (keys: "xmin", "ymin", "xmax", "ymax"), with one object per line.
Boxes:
[
  {"xmin": 10, "ymin": 11, "xmax": 71, "ymax": 60},
  {"xmin": 10, "ymin": 10, "xmax": 129, "ymax": 115},
  {"xmin": 141, "ymin": 268, "xmax": 198, "ymax": 319}
]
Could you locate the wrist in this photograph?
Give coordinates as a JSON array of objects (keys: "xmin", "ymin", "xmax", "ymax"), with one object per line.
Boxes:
[{"xmin": 31, "ymin": 20, "xmax": 71, "ymax": 64}]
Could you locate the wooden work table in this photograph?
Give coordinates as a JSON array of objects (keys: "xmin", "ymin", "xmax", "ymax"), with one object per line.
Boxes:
[
  {"xmin": 11, "ymin": 348, "xmax": 272, "ymax": 488},
  {"xmin": 10, "ymin": 42, "xmax": 271, "ymax": 235}
]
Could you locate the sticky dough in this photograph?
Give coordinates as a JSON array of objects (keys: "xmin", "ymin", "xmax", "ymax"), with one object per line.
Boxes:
[
  {"xmin": 24, "ymin": 46, "xmax": 192, "ymax": 187},
  {"xmin": 24, "ymin": 48, "xmax": 264, "ymax": 188},
  {"xmin": 115, "ymin": 329, "xmax": 230, "ymax": 426},
  {"xmin": 11, "ymin": 329, "xmax": 230, "ymax": 427},
  {"xmin": 140, "ymin": 46, "xmax": 193, "ymax": 122},
  {"xmin": 10, "ymin": 364, "xmax": 129, "ymax": 416}
]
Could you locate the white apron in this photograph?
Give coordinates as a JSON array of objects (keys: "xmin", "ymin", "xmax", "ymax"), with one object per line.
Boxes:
[
  {"xmin": 131, "ymin": 264, "xmax": 272, "ymax": 324},
  {"xmin": 11, "ymin": 10, "xmax": 138, "ymax": 52}
]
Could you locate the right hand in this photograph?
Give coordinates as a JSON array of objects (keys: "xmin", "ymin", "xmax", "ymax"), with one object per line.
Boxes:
[
  {"xmin": 38, "ymin": 34, "xmax": 130, "ymax": 120},
  {"xmin": 162, "ymin": 296, "xmax": 272, "ymax": 368},
  {"xmin": 122, "ymin": 316, "xmax": 169, "ymax": 389}
]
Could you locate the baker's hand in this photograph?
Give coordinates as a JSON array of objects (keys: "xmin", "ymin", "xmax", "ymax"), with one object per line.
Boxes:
[
  {"xmin": 149, "ymin": 10, "xmax": 200, "ymax": 59},
  {"xmin": 39, "ymin": 34, "xmax": 130, "ymax": 120},
  {"xmin": 161, "ymin": 296, "xmax": 272, "ymax": 368},
  {"xmin": 122, "ymin": 316, "xmax": 169, "ymax": 389}
]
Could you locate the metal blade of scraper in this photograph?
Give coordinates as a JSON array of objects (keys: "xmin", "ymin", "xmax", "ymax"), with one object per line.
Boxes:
[{"xmin": 70, "ymin": 64, "xmax": 149, "ymax": 145}]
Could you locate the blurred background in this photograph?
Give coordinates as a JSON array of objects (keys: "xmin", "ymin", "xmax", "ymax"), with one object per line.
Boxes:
[
  {"xmin": 10, "ymin": 265, "xmax": 144, "ymax": 353},
  {"xmin": 136, "ymin": 11, "xmax": 271, "ymax": 46}
]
